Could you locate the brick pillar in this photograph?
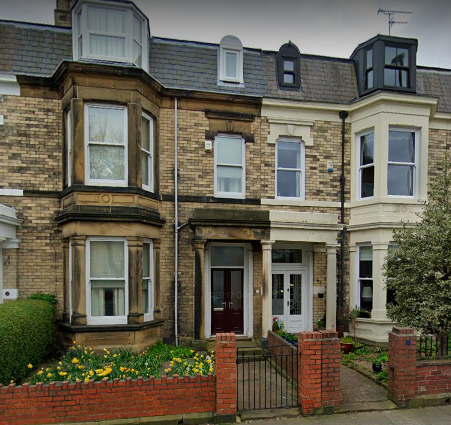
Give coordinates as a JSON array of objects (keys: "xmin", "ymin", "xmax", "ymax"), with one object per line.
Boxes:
[
  {"xmin": 298, "ymin": 330, "xmax": 340, "ymax": 415},
  {"xmin": 215, "ymin": 333, "xmax": 237, "ymax": 421},
  {"xmin": 320, "ymin": 331, "xmax": 341, "ymax": 411},
  {"xmin": 388, "ymin": 327, "xmax": 417, "ymax": 406}
]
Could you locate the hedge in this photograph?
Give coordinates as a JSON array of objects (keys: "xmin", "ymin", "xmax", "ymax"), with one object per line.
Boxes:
[{"xmin": 0, "ymin": 299, "xmax": 55, "ymax": 385}]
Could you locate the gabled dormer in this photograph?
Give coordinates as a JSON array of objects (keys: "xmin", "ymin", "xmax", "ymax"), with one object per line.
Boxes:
[
  {"xmin": 72, "ymin": 0, "xmax": 149, "ymax": 71},
  {"xmin": 351, "ymin": 34, "xmax": 418, "ymax": 97}
]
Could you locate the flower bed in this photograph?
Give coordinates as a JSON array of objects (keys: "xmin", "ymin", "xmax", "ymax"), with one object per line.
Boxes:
[{"xmin": 27, "ymin": 341, "xmax": 215, "ymax": 385}]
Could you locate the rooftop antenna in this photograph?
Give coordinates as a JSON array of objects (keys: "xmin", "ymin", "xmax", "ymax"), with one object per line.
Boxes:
[{"xmin": 378, "ymin": 8, "xmax": 412, "ymax": 36}]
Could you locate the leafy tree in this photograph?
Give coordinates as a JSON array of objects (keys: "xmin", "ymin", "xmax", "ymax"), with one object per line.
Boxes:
[{"xmin": 384, "ymin": 157, "xmax": 451, "ymax": 337}]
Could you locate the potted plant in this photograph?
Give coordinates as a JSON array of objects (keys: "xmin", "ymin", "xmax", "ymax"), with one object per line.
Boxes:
[
  {"xmin": 372, "ymin": 359, "xmax": 382, "ymax": 373},
  {"xmin": 348, "ymin": 306, "xmax": 370, "ymax": 340},
  {"xmin": 336, "ymin": 314, "xmax": 348, "ymax": 338},
  {"xmin": 340, "ymin": 336, "xmax": 355, "ymax": 354}
]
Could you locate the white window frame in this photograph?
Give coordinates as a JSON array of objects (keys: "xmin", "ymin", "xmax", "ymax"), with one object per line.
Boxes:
[
  {"xmin": 387, "ymin": 128, "xmax": 419, "ymax": 198},
  {"xmin": 72, "ymin": 0, "xmax": 149, "ymax": 71},
  {"xmin": 357, "ymin": 130, "xmax": 375, "ymax": 200},
  {"xmin": 67, "ymin": 110, "xmax": 72, "ymax": 187},
  {"xmin": 357, "ymin": 245, "xmax": 373, "ymax": 310},
  {"xmin": 84, "ymin": 103, "xmax": 128, "ymax": 187},
  {"xmin": 214, "ymin": 134, "xmax": 246, "ymax": 199},
  {"xmin": 142, "ymin": 240, "xmax": 154, "ymax": 322},
  {"xmin": 275, "ymin": 138, "xmax": 305, "ymax": 200},
  {"xmin": 141, "ymin": 112, "xmax": 154, "ymax": 192},
  {"xmin": 86, "ymin": 237, "xmax": 128, "ymax": 325},
  {"xmin": 219, "ymin": 36, "xmax": 244, "ymax": 84}
]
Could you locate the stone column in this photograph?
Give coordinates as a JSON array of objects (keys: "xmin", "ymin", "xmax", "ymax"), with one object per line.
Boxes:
[
  {"xmin": 71, "ymin": 235, "xmax": 87, "ymax": 325},
  {"xmin": 62, "ymin": 238, "xmax": 70, "ymax": 323},
  {"xmin": 261, "ymin": 240, "xmax": 274, "ymax": 338},
  {"xmin": 193, "ymin": 238, "xmax": 207, "ymax": 340},
  {"xmin": 153, "ymin": 238, "xmax": 161, "ymax": 320},
  {"xmin": 326, "ymin": 244, "xmax": 338, "ymax": 332},
  {"xmin": 127, "ymin": 236, "xmax": 144, "ymax": 324},
  {"xmin": 371, "ymin": 243, "xmax": 390, "ymax": 320},
  {"xmin": 71, "ymin": 98, "xmax": 84, "ymax": 185},
  {"xmin": 128, "ymin": 103, "xmax": 142, "ymax": 187}
]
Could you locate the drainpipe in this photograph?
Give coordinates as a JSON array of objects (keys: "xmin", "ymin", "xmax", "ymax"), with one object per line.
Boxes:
[
  {"xmin": 174, "ymin": 98, "xmax": 179, "ymax": 346},
  {"xmin": 338, "ymin": 110, "xmax": 349, "ymax": 315}
]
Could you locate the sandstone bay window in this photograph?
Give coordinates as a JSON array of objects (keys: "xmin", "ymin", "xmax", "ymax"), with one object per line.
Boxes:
[
  {"xmin": 85, "ymin": 104, "xmax": 128, "ymax": 186},
  {"xmin": 388, "ymin": 129, "xmax": 417, "ymax": 197},
  {"xmin": 358, "ymin": 131, "xmax": 374, "ymax": 198},
  {"xmin": 214, "ymin": 134, "xmax": 245, "ymax": 198},
  {"xmin": 73, "ymin": 0, "xmax": 148, "ymax": 70},
  {"xmin": 142, "ymin": 240, "xmax": 154, "ymax": 321},
  {"xmin": 66, "ymin": 110, "xmax": 72, "ymax": 187},
  {"xmin": 276, "ymin": 139, "xmax": 304, "ymax": 199},
  {"xmin": 358, "ymin": 246, "xmax": 373, "ymax": 311},
  {"xmin": 87, "ymin": 238, "xmax": 128, "ymax": 325},
  {"xmin": 141, "ymin": 112, "xmax": 154, "ymax": 191}
]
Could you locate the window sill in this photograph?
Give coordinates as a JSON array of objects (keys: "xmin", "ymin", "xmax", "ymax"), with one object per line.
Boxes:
[{"xmin": 60, "ymin": 318, "xmax": 164, "ymax": 333}]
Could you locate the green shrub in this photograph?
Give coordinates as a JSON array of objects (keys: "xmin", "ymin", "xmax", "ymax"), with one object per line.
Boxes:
[
  {"xmin": 0, "ymin": 299, "xmax": 55, "ymax": 384},
  {"xmin": 27, "ymin": 292, "xmax": 58, "ymax": 305}
]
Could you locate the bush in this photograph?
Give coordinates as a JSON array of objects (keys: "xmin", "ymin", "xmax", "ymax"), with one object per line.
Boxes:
[{"xmin": 0, "ymin": 299, "xmax": 55, "ymax": 385}]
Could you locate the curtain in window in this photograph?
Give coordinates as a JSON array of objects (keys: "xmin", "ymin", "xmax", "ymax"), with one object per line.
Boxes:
[{"xmin": 88, "ymin": 6, "xmax": 126, "ymax": 58}]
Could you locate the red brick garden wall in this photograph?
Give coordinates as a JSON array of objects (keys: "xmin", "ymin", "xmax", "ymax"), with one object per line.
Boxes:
[
  {"xmin": 0, "ymin": 333, "xmax": 237, "ymax": 425},
  {"xmin": 0, "ymin": 375, "xmax": 215, "ymax": 425},
  {"xmin": 388, "ymin": 327, "xmax": 451, "ymax": 406}
]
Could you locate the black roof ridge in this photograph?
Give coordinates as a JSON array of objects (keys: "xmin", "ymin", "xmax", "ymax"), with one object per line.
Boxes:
[
  {"xmin": 417, "ymin": 65, "xmax": 451, "ymax": 73},
  {"xmin": 0, "ymin": 19, "xmax": 71, "ymax": 32}
]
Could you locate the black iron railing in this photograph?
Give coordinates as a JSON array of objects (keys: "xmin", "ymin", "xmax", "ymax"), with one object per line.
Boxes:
[
  {"xmin": 418, "ymin": 334, "xmax": 451, "ymax": 359},
  {"xmin": 236, "ymin": 345, "xmax": 299, "ymax": 411}
]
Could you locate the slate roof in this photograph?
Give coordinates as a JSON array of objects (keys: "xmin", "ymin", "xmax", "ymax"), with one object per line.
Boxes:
[
  {"xmin": 1, "ymin": 19, "xmax": 450, "ymax": 113},
  {"xmin": 0, "ymin": 21, "xmax": 72, "ymax": 75}
]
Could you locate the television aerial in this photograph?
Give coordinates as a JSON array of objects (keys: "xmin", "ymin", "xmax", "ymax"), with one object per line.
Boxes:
[{"xmin": 378, "ymin": 8, "xmax": 413, "ymax": 36}]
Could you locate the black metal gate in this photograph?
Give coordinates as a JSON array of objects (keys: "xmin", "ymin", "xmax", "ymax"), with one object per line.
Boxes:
[{"xmin": 236, "ymin": 345, "xmax": 300, "ymax": 411}]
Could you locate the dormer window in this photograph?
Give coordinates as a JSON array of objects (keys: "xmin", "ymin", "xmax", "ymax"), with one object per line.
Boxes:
[
  {"xmin": 277, "ymin": 42, "xmax": 300, "ymax": 90},
  {"xmin": 73, "ymin": 0, "xmax": 149, "ymax": 70},
  {"xmin": 219, "ymin": 35, "xmax": 244, "ymax": 84},
  {"xmin": 351, "ymin": 35, "xmax": 417, "ymax": 96}
]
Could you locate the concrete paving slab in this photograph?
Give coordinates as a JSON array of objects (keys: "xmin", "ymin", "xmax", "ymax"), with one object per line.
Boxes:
[
  {"xmin": 337, "ymin": 399, "xmax": 397, "ymax": 413},
  {"xmin": 340, "ymin": 366, "xmax": 388, "ymax": 404}
]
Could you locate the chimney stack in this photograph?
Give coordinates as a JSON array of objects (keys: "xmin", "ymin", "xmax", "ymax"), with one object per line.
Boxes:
[{"xmin": 54, "ymin": 0, "xmax": 76, "ymax": 28}]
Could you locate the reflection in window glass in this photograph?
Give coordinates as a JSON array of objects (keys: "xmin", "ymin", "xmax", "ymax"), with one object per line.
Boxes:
[
  {"xmin": 359, "ymin": 132, "xmax": 374, "ymax": 198},
  {"xmin": 211, "ymin": 246, "xmax": 244, "ymax": 267},
  {"xmin": 225, "ymin": 52, "xmax": 237, "ymax": 78},
  {"xmin": 272, "ymin": 249, "xmax": 302, "ymax": 263},
  {"xmin": 284, "ymin": 73, "xmax": 294, "ymax": 84},
  {"xmin": 290, "ymin": 274, "xmax": 302, "ymax": 315},
  {"xmin": 215, "ymin": 135, "xmax": 244, "ymax": 196},
  {"xmin": 388, "ymin": 130, "xmax": 415, "ymax": 196},
  {"xmin": 212, "ymin": 271, "xmax": 225, "ymax": 310},
  {"xmin": 359, "ymin": 246, "xmax": 373, "ymax": 311},
  {"xmin": 277, "ymin": 141, "xmax": 303, "ymax": 198},
  {"xmin": 272, "ymin": 274, "xmax": 284, "ymax": 315}
]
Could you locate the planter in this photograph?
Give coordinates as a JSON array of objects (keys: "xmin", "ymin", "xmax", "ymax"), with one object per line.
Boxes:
[
  {"xmin": 337, "ymin": 326, "xmax": 344, "ymax": 338},
  {"xmin": 372, "ymin": 362, "xmax": 382, "ymax": 373},
  {"xmin": 341, "ymin": 342, "xmax": 354, "ymax": 354}
]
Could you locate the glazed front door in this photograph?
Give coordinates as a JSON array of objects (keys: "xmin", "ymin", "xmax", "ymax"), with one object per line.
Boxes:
[
  {"xmin": 211, "ymin": 268, "xmax": 244, "ymax": 334},
  {"xmin": 272, "ymin": 269, "xmax": 306, "ymax": 333}
]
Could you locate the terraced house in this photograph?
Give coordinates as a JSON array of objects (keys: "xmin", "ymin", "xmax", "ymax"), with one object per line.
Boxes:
[{"xmin": 0, "ymin": 0, "xmax": 450, "ymax": 348}]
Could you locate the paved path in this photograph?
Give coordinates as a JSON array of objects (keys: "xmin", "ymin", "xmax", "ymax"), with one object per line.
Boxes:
[
  {"xmin": 242, "ymin": 405, "xmax": 451, "ymax": 424},
  {"xmin": 339, "ymin": 366, "xmax": 396, "ymax": 412}
]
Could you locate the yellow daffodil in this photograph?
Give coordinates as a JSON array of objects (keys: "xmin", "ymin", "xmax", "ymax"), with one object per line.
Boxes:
[
  {"xmin": 27, "ymin": 364, "xmax": 33, "ymax": 369},
  {"xmin": 37, "ymin": 370, "xmax": 43, "ymax": 376},
  {"xmin": 59, "ymin": 372, "xmax": 67, "ymax": 376},
  {"xmin": 72, "ymin": 358, "xmax": 79, "ymax": 364},
  {"xmin": 47, "ymin": 373, "xmax": 52, "ymax": 378}
]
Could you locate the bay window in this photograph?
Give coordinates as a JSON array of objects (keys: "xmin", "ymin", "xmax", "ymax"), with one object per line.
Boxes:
[
  {"xmin": 141, "ymin": 112, "xmax": 154, "ymax": 191},
  {"xmin": 358, "ymin": 246, "xmax": 373, "ymax": 311},
  {"xmin": 388, "ymin": 129, "xmax": 417, "ymax": 196},
  {"xmin": 276, "ymin": 139, "xmax": 304, "ymax": 199},
  {"xmin": 214, "ymin": 134, "xmax": 245, "ymax": 198},
  {"xmin": 85, "ymin": 104, "xmax": 127, "ymax": 186},
  {"xmin": 142, "ymin": 240, "xmax": 154, "ymax": 321},
  {"xmin": 87, "ymin": 238, "xmax": 128, "ymax": 325},
  {"xmin": 358, "ymin": 131, "xmax": 374, "ymax": 198},
  {"xmin": 73, "ymin": 1, "xmax": 148, "ymax": 70}
]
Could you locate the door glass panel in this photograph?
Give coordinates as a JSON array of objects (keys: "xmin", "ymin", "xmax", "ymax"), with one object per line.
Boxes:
[
  {"xmin": 290, "ymin": 274, "xmax": 302, "ymax": 315},
  {"xmin": 272, "ymin": 249, "xmax": 302, "ymax": 263},
  {"xmin": 230, "ymin": 271, "xmax": 242, "ymax": 309},
  {"xmin": 212, "ymin": 270, "xmax": 225, "ymax": 310},
  {"xmin": 211, "ymin": 246, "xmax": 244, "ymax": 267},
  {"xmin": 272, "ymin": 274, "xmax": 284, "ymax": 315}
]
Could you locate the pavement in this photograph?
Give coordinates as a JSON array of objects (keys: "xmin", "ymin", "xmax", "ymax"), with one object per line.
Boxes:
[{"xmin": 240, "ymin": 405, "xmax": 451, "ymax": 424}]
